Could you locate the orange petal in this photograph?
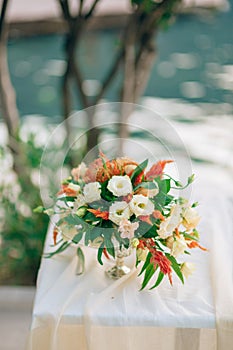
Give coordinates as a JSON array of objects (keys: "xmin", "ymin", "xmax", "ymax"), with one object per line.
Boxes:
[
  {"xmin": 88, "ymin": 208, "xmax": 109, "ymax": 220},
  {"xmin": 145, "ymin": 160, "xmax": 173, "ymax": 180}
]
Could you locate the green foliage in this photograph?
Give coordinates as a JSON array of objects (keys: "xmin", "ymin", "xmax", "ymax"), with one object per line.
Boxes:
[{"xmin": 0, "ymin": 136, "xmax": 49, "ymax": 285}]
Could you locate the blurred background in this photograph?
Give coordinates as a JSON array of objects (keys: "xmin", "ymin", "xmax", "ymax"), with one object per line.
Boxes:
[{"xmin": 0, "ymin": 0, "xmax": 232, "ymax": 348}]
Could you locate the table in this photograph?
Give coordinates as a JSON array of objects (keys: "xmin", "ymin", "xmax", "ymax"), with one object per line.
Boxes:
[{"xmin": 27, "ymin": 187, "xmax": 233, "ymax": 350}]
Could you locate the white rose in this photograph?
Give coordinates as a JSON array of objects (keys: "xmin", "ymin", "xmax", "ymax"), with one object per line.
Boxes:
[
  {"xmin": 83, "ymin": 182, "xmax": 101, "ymax": 203},
  {"xmin": 129, "ymin": 194, "xmax": 154, "ymax": 217},
  {"xmin": 170, "ymin": 235, "xmax": 188, "ymax": 258},
  {"xmin": 157, "ymin": 204, "xmax": 182, "ymax": 239},
  {"xmin": 107, "ymin": 175, "xmax": 132, "ymax": 197},
  {"xmin": 182, "ymin": 207, "xmax": 200, "ymax": 231},
  {"xmin": 181, "ymin": 262, "xmax": 195, "ymax": 278},
  {"xmin": 109, "ymin": 201, "xmax": 131, "ymax": 225},
  {"xmin": 60, "ymin": 223, "xmax": 77, "ymax": 242}
]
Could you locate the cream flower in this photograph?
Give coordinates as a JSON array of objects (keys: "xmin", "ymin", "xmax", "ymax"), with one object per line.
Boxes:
[
  {"xmin": 118, "ymin": 218, "xmax": 139, "ymax": 239},
  {"xmin": 182, "ymin": 207, "xmax": 200, "ymax": 231},
  {"xmin": 109, "ymin": 201, "xmax": 131, "ymax": 225},
  {"xmin": 83, "ymin": 182, "xmax": 101, "ymax": 203},
  {"xmin": 170, "ymin": 235, "xmax": 188, "ymax": 258},
  {"xmin": 136, "ymin": 247, "xmax": 149, "ymax": 262},
  {"xmin": 181, "ymin": 262, "xmax": 195, "ymax": 278},
  {"xmin": 157, "ymin": 204, "xmax": 182, "ymax": 239},
  {"xmin": 107, "ymin": 175, "xmax": 132, "ymax": 197},
  {"xmin": 129, "ymin": 195, "xmax": 154, "ymax": 217},
  {"xmin": 60, "ymin": 223, "xmax": 77, "ymax": 242}
]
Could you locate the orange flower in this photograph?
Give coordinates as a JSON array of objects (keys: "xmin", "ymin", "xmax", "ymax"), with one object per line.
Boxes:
[
  {"xmin": 187, "ymin": 241, "xmax": 207, "ymax": 251},
  {"xmin": 57, "ymin": 184, "xmax": 77, "ymax": 196},
  {"xmin": 88, "ymin": 208, "xmax": 109, "ymax": 220},
  {"xmin": 150, "ymin": 249, "xmax": 173, "ymax": 285},
  {"xmin": 145, "ymin": 160, "xmax": 173, "ymax": 180},
  {"xmin": 134, "ymin": 171, "xmax": 144, "ymax": 186}
]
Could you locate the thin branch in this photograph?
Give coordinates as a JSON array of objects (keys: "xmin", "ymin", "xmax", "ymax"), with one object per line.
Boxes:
[
  {"xmin": 85, "ymin": 0, "xmax": 100, "ymax": 19},
  {"xmin": 0, "ymin": 0, "xmax": 9, "ymax": 39},
  {"xmin": 78, "ymin": 0, "xmax": 84, "ymax": 16},
  {"xmin": 58, "ymin": 0, "xmax": 72, "ymax": 22}
]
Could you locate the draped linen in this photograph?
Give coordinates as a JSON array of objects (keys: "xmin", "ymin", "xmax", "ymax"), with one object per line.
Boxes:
[{"xmin": 27, "ymin": 186, "xmax": 233, "ymax": 350}]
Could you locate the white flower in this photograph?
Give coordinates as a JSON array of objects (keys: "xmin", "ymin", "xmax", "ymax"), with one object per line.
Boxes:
[
  {"xmin": 129, "ymin": 195, "xmax": 154, "ymax": 217},
  {"xmin": 67, "ymin": 182, "xmax": 81, "ymax": 193},
  {"xmin": 118, "ymin": 218, "xmax": 139, "ymax": 239},
  {"xmin": 181, "ymin": 262, "xmax": 195, "ymax": 278},
  {"xmin": 157, "ymin": 204, "xmax": 182, "ymax": 239},
  {"xmin": 107, "ymin": 175, "xmax": 132, "ymax": 197},
  {"xmin": 83, "ymin": 182, "xmax": 101, "ymax": 203},
  {"xmin": 170, "ymin": 235, "xmax": 188, "ymax": 258},
  {"xmin": 109, "ymin": 201, "xmax": 131, "ymax": 225},
  {"xmin": 60, "ymin": 223, "xmax": 77, "ymax": 242},
  {"xmin": 182, "ymin": 207, "xmax": 200, "ymax": 231}
]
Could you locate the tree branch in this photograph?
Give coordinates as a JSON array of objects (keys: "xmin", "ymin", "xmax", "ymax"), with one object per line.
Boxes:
[
  {"xmin": 58, "ymin": 0, "xmax": 72, "ymax": 22},
  {"xmin": 85, "ymin": 0, "xmax": 100, "ymax": 19},
  {"xmin": 0, "ymin": 0, "xmax": 9, "ymax": 40}
]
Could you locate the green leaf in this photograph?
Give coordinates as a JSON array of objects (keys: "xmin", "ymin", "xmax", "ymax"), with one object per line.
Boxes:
[
  {"xmin": 140, "ymin": 263, "xmax": 155, "ymax": 290},
  {"xmin": 150, "ymin": 271, "xmax": 164, "ymax": 290},
  {"xmin": 76, "ymin": 247, "xmax": 85, "ymax": 275},
  {"xmin": 183, "ymin": 233, "xmax": 198, "ymax": 242},
  {"xmin": 44, "ymin": 241, "xmax": 71, "ymax": 258},
  {"xmin": 138, "ymin": 251, "xmax": 152, "ymax": 276},
  {"xmin": 97, "ymin": 243, "xmax": 105, "ymax": 265},
  {"xmin": 134, "ymin": 181, "xmax": 158, "ymax": 191},
  {"xmin": 104, "ymin": 236, "xmax": 115, "ymax": 258},
  {"xmin": 72, "ymin": 232, "xmax": 83, "ymax": 244},
  {"xmin": 165, "ymin": 254, "xmax": 184, "ymax": 284},
  {"xmin": 131, "ymin": 159, "xmax": 148, "ymax": 184}
]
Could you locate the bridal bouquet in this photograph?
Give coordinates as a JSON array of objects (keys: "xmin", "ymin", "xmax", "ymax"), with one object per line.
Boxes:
[{"xmin": 36, "ymin": 153, "xmax": 205, "ymax": 290}]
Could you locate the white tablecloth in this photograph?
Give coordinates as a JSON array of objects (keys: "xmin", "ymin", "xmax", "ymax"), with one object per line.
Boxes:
[{"xmin": 27, "ymin": 186, "xmax": 233, "ymax": 350}]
